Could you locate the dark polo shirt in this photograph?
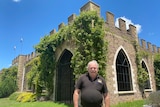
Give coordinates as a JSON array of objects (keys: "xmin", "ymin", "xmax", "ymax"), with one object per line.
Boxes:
[{"xmin": 75, "ymin": 73, "xmax": 108, "ymax": 107}]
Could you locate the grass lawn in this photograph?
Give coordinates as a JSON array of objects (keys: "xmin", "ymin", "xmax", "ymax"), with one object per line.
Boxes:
[
  {"xmin": 0, "ymin": 98, "xmax": 144, "ymax": 107},
  {"xmin": 111, "ymin": 100, "xmax": 145, "ymax": 107},
  {"xmin": 0, "ymin": 98, "xmax": 73, "ymax": 107}
]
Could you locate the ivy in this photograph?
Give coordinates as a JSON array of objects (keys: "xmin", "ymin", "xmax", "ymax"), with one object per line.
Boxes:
[
  {"xmin": 154, "ymin": 53, "xmax": 160, "ymax": 90},
  {"xmin": 34, "ymin": 11, "xmax": 108, "ymax": 97},
  {"xmin": 25, "ymin": 56, "xmax": 43, "ymax": 96},
  {"xmin": 133, "ymin": 41, "xmax": 149, "ymax": 98},
  {"xmin": 71, "ymin": 11, "xmax": 107, "ymax": 78}
]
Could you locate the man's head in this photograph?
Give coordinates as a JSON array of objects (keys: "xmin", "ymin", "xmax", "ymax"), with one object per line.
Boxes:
[{"xmin": 87, "ymin": 60, "xmax": 99, "ymax": 79}]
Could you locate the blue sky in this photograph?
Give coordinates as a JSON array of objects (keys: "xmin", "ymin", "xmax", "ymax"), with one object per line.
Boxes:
[{"xmin": 0, "ymin": 0, "xmax": 160, "ymax": 70}]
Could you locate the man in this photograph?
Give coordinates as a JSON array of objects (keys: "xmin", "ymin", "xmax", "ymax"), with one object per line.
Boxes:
[{"xmin": 73, "ymin": 60, "xmax": 110, "ymax": 107}]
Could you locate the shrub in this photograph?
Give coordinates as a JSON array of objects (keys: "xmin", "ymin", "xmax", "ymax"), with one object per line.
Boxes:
[
  {"xmin": 16, "ymin": 92, "xmax": 36, "ymax": 102},
  {"xmin": 146, "ymin": 91, "xmax": 160, "ymax": 106},
  {"xmin": 9, "ymin": 92, "xmax": 22, "ymax": 100}
]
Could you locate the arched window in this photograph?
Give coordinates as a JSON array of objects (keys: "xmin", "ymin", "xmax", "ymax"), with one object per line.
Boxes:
[
  {"xmin": 142, "ymin": 61, "xmax": 151, "ymax": 89},
  {"xmin": 116, "ymin": 49, "xmax": 133, "ymax": 91}
]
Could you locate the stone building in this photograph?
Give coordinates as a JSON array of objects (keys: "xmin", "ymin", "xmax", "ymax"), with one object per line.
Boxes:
[
  {"xmin": 12, "ymin": 1, "xmax": 160, "ymax": 105},
  {"xmin": 12, "ymin": 52, "xmax": 37, "ymax": 92}
]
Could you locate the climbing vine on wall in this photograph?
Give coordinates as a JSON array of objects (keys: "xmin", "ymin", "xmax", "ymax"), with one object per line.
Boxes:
[
  {"xmin": 133, "ymin": 41, "xmax": 149, "ymax": 97},
  {"xmin": 70, "ymin": 11, "xmax": 107, "ymax": 78},
  {"xmin": 154, "ymin": 53, "xmax": 160, "ymax": 90},
  {"xmin": 34, "ymin": 11, "xmax": 108, "ymax": 96},
  {"xmin": 25, "ymin": 56, "xmax": 44, "ymax": 96}
]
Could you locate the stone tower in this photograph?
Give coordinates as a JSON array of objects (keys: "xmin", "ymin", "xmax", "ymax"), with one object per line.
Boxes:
[{"xmin": 80, "ymin": 1, "xmax": 100, "ymax": 16}]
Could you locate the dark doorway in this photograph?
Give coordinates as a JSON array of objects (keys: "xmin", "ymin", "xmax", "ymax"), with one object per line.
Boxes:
[{"xmin": 56, "ymin": 49, "xmax": 74, "ymax": 104}]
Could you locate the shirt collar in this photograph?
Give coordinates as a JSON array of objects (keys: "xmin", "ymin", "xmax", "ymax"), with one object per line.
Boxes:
[{"xmin": 86, "ymin": 72, "xmax": 99, "ymax": 81}]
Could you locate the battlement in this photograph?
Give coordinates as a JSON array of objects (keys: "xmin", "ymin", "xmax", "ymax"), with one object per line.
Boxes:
[
  {"xmin": 48, "ymin": 1, "xmax": 159, "ymax": 54},
  {"xmin": 105, "ymin": 12, "xmax": 137, "ymax": 38},
  {"xmin": 139, "ymin": 39, "xmax": 160, "ymax": 53},
  {"xmin": 50, "ymin": 1, "xmax": 137, "ymax": 39},
  {"xmin": 12, "ymin": 51, "xmax": 38, "ymax": 66},
  {"xmin": 50, "ymin": 29, "xmax": 56, "ymax": 35},
  {"xmin": 68, "ymin": 14, "xmax": 76, "ymax": 25},
  {"xmin": 25, "ymin": 51, "xmax": 37, "ymax": 63},
  {"xmin": 50, "ymin": 1, "xmax": 100, "ymax": 36},
  {"xmin": 58, "ymin": 23, "xmax": 65, "ymax": 30}
]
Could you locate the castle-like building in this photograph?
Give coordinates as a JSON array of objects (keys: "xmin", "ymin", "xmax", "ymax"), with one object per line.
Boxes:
[
  {"xmin": 12, "ymin": 52, "xmax": 37, "ymax": 92},
  {"xmin": 12, "ymin": 1, "xmax": 160, "ymax": 105}
]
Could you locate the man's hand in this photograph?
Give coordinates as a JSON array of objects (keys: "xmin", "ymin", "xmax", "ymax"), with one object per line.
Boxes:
[
  {"xmin": 104, "ymin": 93, "xmax": 110, "ymax": 107},
  {"xmin": 73, "ymin": 89, "xmax": 80, "ymax": 107}
]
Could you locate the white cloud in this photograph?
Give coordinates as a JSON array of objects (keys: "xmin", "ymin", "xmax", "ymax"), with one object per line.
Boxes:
[
  {"xmin": 115, "ymin": 16, "xmax": 142, "ymax": 34},
  {"xmin": 13, "ymin": 0, "xmax": 21, "ymax": 3}
]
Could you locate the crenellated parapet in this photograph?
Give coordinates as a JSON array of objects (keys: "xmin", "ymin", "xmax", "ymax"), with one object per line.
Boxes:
[
  {"xmin": 48, "ymin": 0, "xmax": 159, "ymax": 55},
  {"xmin": 58, "ymin": 23, "xmax": 65, "ymax": 30},
  {"xmin": 106, "ymin": 12, "xmax": 115, "ymax": 27},
  {"xmin": 25, "ymin": 51, "xmax": 38, "ymax": 63},
  {"xmin": 139, "ymin": 39, "xmax": 160, "ymax": 53},
  {"xmin": 12, "ymin": 56, "xmax": 19, "ymax": 66},
  {"xmin": 128, "ymin": 24, "xmax": 137, "ymax": 38},
  {"xmin": 106, "ymin": 11, "xmax": 138, "ymax": 39},
  {"xmin": 49, "ymin": 1, "xmax": 100, "ymax": 36},
  {"xmin": 12, "ymin": 51, "xmax": 38, "ymax": 66},
  {"xmin": 141, "ymin": 39, "xmax": 147, "ymax": 49},
  {"xmin": 50, "ymin": 14, "xmax": 76, "ymax": 36},
  {"xmin": 119, "ymin": 18, "xmax": 126, "ymax": 32},
  {"xmin": 68, "ymin": 14, "xmax": 76, "ymax": 25},
  {"xmin": 147, "ymin": 42, "xmax": 152, "ymax": 52},
  {"xmin": 50, "ymin": 29, "xmax": 56, "ymax": 35}
]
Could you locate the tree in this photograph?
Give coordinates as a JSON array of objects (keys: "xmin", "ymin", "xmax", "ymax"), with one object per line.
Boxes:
[{"xmin": 0, "ymin": 66, "xmax": 18, "ymax": 98}]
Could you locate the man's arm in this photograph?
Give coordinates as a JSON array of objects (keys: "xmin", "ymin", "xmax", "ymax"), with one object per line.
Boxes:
[
  {"xmin": 73, "ymin": 89, "xmax": 80, "ymax": 107},
  {"xmin": 104, "ymin": 93, "xmax": 110, "ymax": 107}
]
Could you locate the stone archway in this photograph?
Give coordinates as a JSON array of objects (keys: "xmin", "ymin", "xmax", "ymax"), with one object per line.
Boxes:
[{"xmin": 55, "ymin": 49, "xmax": 74, "ymax": 104}]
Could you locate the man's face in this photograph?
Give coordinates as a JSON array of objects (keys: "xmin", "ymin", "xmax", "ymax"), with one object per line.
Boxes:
[{"xmin": 88, "ymin": 62, "xmax": 98, "ymax": 79}]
